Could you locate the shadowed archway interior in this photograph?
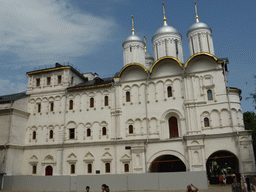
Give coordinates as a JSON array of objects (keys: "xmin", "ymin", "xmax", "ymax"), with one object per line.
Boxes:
[{"xmin": 149, "ymin": 155, "xmax": 186, "ymax": 172}]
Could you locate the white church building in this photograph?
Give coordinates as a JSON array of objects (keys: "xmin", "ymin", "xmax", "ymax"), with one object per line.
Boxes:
[{"xmin": 0, "ymin": 3, "xmax": 255, "ymax": 188}]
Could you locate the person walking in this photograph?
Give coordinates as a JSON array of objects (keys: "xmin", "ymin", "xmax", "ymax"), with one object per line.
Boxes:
[
  {"xmin": 102, "ymin": 184, "xmax": 107, "ymax": 192},
  {"xmin": 86, "ymin": 186, "xmax": 90, "ymax": 192},
  {"xmin": 222, "ymin": 171, "xmax": 227, "ymax": 186},
  {"xmin": 186, "ymin": 183, "xmax": 198, "ymax": 192},
  {"xmin": 243, "ymin": 177, "xmax": 255, "ymax": 192},
  {"xmin": 232, "ymin": 173, "xmax": 242, "ymax": 192}
]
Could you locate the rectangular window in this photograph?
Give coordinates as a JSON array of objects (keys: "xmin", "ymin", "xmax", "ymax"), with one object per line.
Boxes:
[
  {"xmin": 47, "ymin": 77, "xmax": 51, "ymax": 85},
  {"xmin": 32, "ymin": 165, "xmax": 37, "ymax": 174},
  {"xmin": 69, "ymin": 128, "xmax": 75, "ymax": 139},
  {"xmin": 36, "ymin": 78, "xmax": 40, "ymax": 87},
  {"xmin": 105, "ymin": 163, "xmax": 110, "ymax": 173},
  {"xmin": 71, "ymin": 164, "xmax": 75, "ymax": 174},
  {"xmin": 88, "ymin": 164, "xmax": 92, "ymax": 173},
  {"xmin": 38, "ymin": 103, "xmax": 41, "ymax": 113},
  {"xmin": 58, "ymin": 75, "xmax": 62, "ymax": 84}
]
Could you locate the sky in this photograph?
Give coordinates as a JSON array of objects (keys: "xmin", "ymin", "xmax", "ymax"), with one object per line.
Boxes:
[{"xmin": 0, "ymin": 0, "xmax": 255, "ymax": 113}]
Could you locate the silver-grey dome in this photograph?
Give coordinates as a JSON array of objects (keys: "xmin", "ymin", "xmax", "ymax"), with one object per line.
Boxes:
[
  {"xmin": 123, "ymin": 35, "xmax": 144, "ymax": 47},
  {"xmin": 153, "ymin": 25, "xmax": 180, "ymax": 40},
  {"xmin": 145, "ymin": 52, "xmax": 154, "ymax": 60},
  {"xmin": 187, "ymin": 22, "xmax": 212, "ymax": 35}
]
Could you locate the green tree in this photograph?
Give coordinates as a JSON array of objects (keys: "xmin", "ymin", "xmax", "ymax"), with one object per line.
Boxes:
[
  {"xmin": 246, "ymin": 75, "xmax": 256, "ymax": 109},
  {"xmin": 243, "ymin": 111, "xmax": 256, "ymax": 158}
]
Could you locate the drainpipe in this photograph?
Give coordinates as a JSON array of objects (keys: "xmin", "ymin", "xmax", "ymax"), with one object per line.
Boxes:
[
  {"xmin": 222, "ymin": 60, "xmax": 243, "ymax": 179},
  {"xmin": 60, "ymin": 89, "xmax": 67, "ymax": 175},
  {"xmin": 182, "ymin": 68, "xmax": 190, "ymax": 171},
  {"xmin": 113, "ymin": 82, "xmax": 117, "ymax": 174},
  {"xmin": 3, "ymin": 101, "xmax": 14, "ymax": 176},
  {"xmin": 144, "ymin": 72, "xmax": 150, "ymax": 173}
]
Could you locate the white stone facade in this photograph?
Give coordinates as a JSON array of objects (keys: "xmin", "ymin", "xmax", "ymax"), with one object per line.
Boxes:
[{"xmin": 0, "ymin": 14, "xmax": 255, "ymax": 179}]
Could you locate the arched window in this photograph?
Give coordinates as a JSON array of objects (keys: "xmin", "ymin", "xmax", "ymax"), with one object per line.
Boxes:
[
  {"xmin": 88, "ymin": 164, "xmax": 92, "ymax": 173},
  {"xmin": 130, "ymin": 47, "xmax": 132, "ymax": 52},
  {"xmin": 90, "ymin": 98, "xmax": 94, "ymax": 108},
  {"xmin": 104, "ymin": 96, "xmax": 109, "ymax": 106},
  {"xmin": 50, "ymin": 102, "xmax": 54, "ymax": 112},
  {"xmin": 105, "ymin": 163, "xmax": 110, "ymax": 173},
  {"xmin": 45, "ymin": 165, "xmax": 53, "ymax": 176},
  {"xmin": 169, "ymin": 116, "xmax": 178, "ymax": 138},
  {"xmin": 124, "ymin": 164, "xmax": 129, "ymax": 172},
  {"xmin": 126, "ymin": 91, "xmax": 130, "ymax": 102},
  {"xmin": 38, "ymin": 103, "xmax": 41, "ymax": 113},
  {"xmin": 102, "ymin": 127, "xmax": 106, "ymax": 136},
  {"xmin": 87, "ymin": 128, "xmax": 91, "ymax": 137},
  {"xmin": 71, "ymin": 164, "xmax": 75, "ymax": 174},
  {"xmin": 129, "ymin": 125, "xmax": 133, "ymax": 134},
  {"xmin": 69, "ymin": 100, "xmax": 73, "ymax": 110},
  {"xmin": 204, "ymin": 117, "xmax": 210, "ymax": 127},
  {"xmin": 167, "ymin": 86, "xmax": 172, "ymax": 97},
  {"xmin": 49, "ymin": 130, "xmax": 53, "ymax": 139},
  {"xmin": 207, "ymin": 90, "xmax": 213, "ymax": 100},
  {"xmin": 32, "ymin": 131, "xmax": 36, "ymax": 140}
]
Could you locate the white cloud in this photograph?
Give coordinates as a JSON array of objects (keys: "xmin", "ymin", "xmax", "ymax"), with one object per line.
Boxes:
[
  {"xmin": 0, "ymin": 78, "xmax": 27, "ymax": 95},
  {"xmin": 0, "ymin": 0, "xmax": 116, "ymax": 67}
]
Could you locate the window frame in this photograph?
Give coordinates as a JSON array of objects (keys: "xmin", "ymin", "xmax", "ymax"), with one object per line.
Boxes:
[
  {"xmin": 129, "ymin": 125, "xmax": 133, "ymax": 134},
  {"xmin": 47, "ymin": 77, "xmax": 51, "ymax": 85},
  {"xmin": 207, "ymin": 90, "xmax": 213, "ymax": 101},
  {"xmin": 36, "ymin": 78, "xmax": 40, "ymax": 87},
  {"xmin": 71, "ymin": 164, "xmax": 75, "ymax": 174},
  {"xmin": 69, "ymin": 100, "xmax": 73, "ymax": 110},
  {"xmin": 49, "ymin": 130, "xmax": 54, "ymax": 139},
  {"xmin": 124, "ymin": 163, "xmax": 129, "ymax": 173},
  {"xmin": 50, "ymin": 102, "xmax": 54, "ymax": 112},
  {"xmin": 167, "ymin": 86, "xmax": 172, "ymax": 98},
  {"xmin": 104, "ymin": 96, "xmax": 109, "ymax": 106},
  {"xmin": 58, "ymin": 75, "xmax": 62, "ymax": 84},
  {"xmin": 105, "ymin": 163, "xmax": 110, "ymax": 173},
  {"xmin": 102, "ymin": 127, "xmax": 107, "ymax": 136},
  {"xmin": 87, "ymin": 163, "xmax": 92, "ymax": 174},
  {"xmin": 90, "ymin": 97, "xmax": 94, "ymax": 108},
  {"xmin": 69, "ymin": 128, "xmax": 75, "ymax": 139},
  {"xmin": 204, "ymin": 117, "xmax": 210, "ymax": 127},
  {"xmin": 32, "ymin": 165, "xmax": 37, "ymax": 174},
  {"xmin": 32, "ymin": 131, "xmax": 36, "ymax": 140},
  {"xmin": 87, "ymin": 128, "xmax": 91, "ymax": 137},
  {"xmin": 37, "ymin": 103, "xmax": 41, "ymax": 113},
  {"xmin": 126, "ymin": 91, "xmax": 131, "ymax": 102}
]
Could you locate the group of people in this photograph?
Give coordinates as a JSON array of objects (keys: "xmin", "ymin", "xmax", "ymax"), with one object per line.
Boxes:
[
  {"xmin": 85, "ymin": 184, "xmax": 110, "ymax": 192},
  {"xmin": 232, "ymin": 173, "xmax": 255, "ymax": 192}
]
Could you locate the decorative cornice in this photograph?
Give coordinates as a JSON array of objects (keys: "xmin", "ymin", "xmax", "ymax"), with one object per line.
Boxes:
[{"xmin": 67, "ymin": 83, "xmax": 112, "ymax": 91}]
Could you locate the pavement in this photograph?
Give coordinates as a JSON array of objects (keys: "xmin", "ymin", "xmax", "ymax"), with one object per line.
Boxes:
[{"xmin": 169, "ymin": 184, "xmax": 231, "ymax": 192}]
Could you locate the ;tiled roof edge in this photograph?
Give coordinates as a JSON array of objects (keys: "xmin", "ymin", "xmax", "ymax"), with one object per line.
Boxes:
[{"xmin": 0, "ymin": 92, "xmax": 28, "ymax": 104}]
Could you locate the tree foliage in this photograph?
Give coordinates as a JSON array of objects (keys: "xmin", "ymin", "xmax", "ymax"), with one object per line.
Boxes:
[
  {"xmin": 243, "ymin": 111, "xmax": 256, "ymax": 157},
  {"xmin": 246, "ymin": 75, "xmax": 256, "ymax": 109}
]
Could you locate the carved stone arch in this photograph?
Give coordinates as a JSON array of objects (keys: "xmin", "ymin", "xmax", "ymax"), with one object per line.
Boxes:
[
  {"xmin": 103, "ymin": 90, "xmax": 109, "ymax": 95},
  {"xmin": 123, "ymin": 85, "xmax": 131, "ymax": 91},
  {"xmin": 30, "ymin": 98, "xmax": 36, "ymax": 104},
  {"xmin": 165, "ymin": 79, "xmax": 173, "ymax": 86},
  {"xmin": 84, "ymin": 152, "xmax": 95, "ymax": 163},
  {"xmin": 36, "ymin": 98, "xmax": 42, "ymax": 103},
  {"xmin": 147, "ymin": 150, "xmax": 188, "ymax": 172},
  {"xmin": 67, "ymin": 121, "xmax": 76, "ymax": 129},
  {"xmin": 210, "ymin": 109, "xmax": 220, "ymax": 128},
  {"xmin": 101, "ymin": 121, "xmax": 108, "ymax": 127},
  {"xmin": 67, "ymin": 153, "xmax": 78, "ymax": 164},
  {"xmin": 42, "ymin": 97, "xmax": 48, "ymax": 103},
  {"xmin": 55, "ymin": 96, "xmax": 61, "ymax": 101},
  {"xmin": 220, "ymin": 108, "xmax": 230, "ymax": 127},
  {"xmin": 89, "ymin": 92, "xmax": 95, "ymax": 97},
  {"xmin": 85, "ymin": 123, "xmax": 92, "ymax": 128},
  {"xmin": 31, "ymin": 126, "xmax": 37, "ymax": 131},
  {"xmin": 68, "ymin": 94, "xmax": 74, "ymax": 99},
  {"xmin": 161, "ymin": 109, "xmax": 184, "ymax": 121},
  {"xmin": 42, "ymin": 155, "xmax": 56, "ymax": 165},
  {"xmin": 120, "ymin": 154, "xmax": 131, "ymax": 163},
  {"xmin": 102, "ymin": 151, "xmax": 113, "ymax": 162},
  {"xmin": 126, "ymin": 119, "xmax": 134, "ymax": 124},
  {"xmin": 231, "ymin": 108, "xmax": 238, "ymax": 126},
  {"xmin": 29, "ymin": 155, "xmax": 39, "ymax": 165},
  {"xmin": 191, "ymin": 140, "xmax": 200, "ymax": 145},
  {"xmin": 49, "ymin": 97, "xmax": 55, "ymax": 102},
  {"xmin": 139, "ymin": 82, "xmax": 146, "ymax": 88},
  {"xmin": 149, "ymin": 117, "xmax": 158, "ymax": 134}
]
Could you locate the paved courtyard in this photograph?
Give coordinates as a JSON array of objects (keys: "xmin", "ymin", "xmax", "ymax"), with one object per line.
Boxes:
[{"xmin": 168, "ymin": 184, "xmax": 231, "ymax": 192}]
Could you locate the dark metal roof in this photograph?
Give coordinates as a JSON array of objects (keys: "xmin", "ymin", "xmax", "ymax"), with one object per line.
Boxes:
[
  {"xmin": 67, "ymin": 77, "xmax": 114, "ymax": 91},
  {"xmin": 0, "ymin": 92, "xmax": 28, "ymax": 104}
]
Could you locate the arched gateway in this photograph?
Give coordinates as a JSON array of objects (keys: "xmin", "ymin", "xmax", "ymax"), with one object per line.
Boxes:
[
  {"xmin": 206, "ymin": 150, "xmax": 239, "ymax": 184},
  {"xmin": 149, "ymin": 155, "xmax": 186, "ymax": 172}
]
